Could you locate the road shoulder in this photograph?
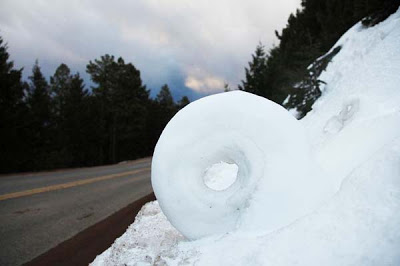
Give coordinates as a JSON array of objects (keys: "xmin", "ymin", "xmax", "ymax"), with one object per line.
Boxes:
[{"xmin": 25, "ymin": 193, "xmax": 156, "ymax": 266}]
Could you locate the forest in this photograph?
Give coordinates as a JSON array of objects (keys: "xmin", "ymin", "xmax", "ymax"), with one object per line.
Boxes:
[
  {"xmin": 0, "ymin": 46, "xmax": 189, "ymax": 173},
  {"xmin": 1, "ymin": 0, "xmax": 398, "ymax": 173}
]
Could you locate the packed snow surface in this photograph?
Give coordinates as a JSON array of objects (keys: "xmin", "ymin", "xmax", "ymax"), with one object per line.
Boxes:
[
  {"xmin": 151, "ymin": 90, "xmax": 334, "ymax": 239},
  {"xmin": 92, "ymin": 8, "xmax": 400, "ymax": 266}
]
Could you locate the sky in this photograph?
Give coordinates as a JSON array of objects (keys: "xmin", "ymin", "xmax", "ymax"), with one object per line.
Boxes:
[{"xmin": 0, "ymin": 0, "xmax": 300, "ymax": 100}]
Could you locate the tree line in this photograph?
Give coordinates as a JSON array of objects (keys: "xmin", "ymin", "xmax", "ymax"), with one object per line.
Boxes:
[
  {"xmin": 2, "ymin": 0, "xmax": 398, "ymax": 173},
  {"xmin": 239, "ymin": 0, "xmax": 399, "ymax": 118},
  {"xmin": 0, "ymin": 38, "xmax": 189, "ymax": 173}
]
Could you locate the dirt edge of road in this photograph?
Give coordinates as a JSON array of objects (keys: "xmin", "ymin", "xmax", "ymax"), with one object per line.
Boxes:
[{"xmin": 24, "ymin": 192, "xmax": 156, "ymax": 266}]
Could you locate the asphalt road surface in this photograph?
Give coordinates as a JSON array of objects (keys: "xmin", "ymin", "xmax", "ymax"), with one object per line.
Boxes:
[{"xmin": 0, "ymin": 158, "xmax": 152, "ymax": 266}]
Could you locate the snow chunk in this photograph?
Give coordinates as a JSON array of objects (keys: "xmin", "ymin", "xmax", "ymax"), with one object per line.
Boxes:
[
  {"xmin": 288, "ymin": 107, "xmax": 301, "ymax": 119},
  {"xmin": 91, "ymin": 201, "xmax": 183, "ymax": 266},
  {"xmin": 323, "ymin": 98, "xmax": 360, "ymax": 134}
]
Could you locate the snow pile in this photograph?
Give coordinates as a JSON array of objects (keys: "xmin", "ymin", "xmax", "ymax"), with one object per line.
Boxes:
[
  {"xmin": 91, "ymin": 201, "xmax": 184, "ymax": 265},
  {"xmin": 151, "ymin": 91, "xmax": 335, "ymax": 239},
  {"xmin": 91, "ymin": 8, "xmax": 400, "ymax": 266}
]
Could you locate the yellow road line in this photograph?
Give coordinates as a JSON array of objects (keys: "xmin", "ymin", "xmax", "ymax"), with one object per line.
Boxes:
[
  {"xmin": 0, "ymin": 158, "xmax": 152, "ymax": 179},
  {"xmin": 0, "ymin": 167, "xmax": 151, "ymax": 201}
]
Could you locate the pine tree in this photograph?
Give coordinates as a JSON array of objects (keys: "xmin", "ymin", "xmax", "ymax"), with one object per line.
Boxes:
[
  {"xmin": 87, "ymin": 55, "xmax": 150, "ymax": 163},
  {"xmin": 86, "ymin": 55, "xmax": 116, "ymax": 163},
  {"xmin": 224, "ymin": 83, "xmax": 231, "ymax": 92},
  {"xmin": 26, "ymin": 60, "xmax": 52, "ymax": 170},
  {"xmin": 50, "ymin": 64, "xmax": 92, "ymax": 166},
  {"xmin": 239, "ymin": 43, "xmax": 268, "ymax": 96},
  {"xmin": 64, "ymin": 73, "xmax": 92, "ymax": 166},
  {"xmin": 156, "ymin": 84, "xmax": 174, "ymax": 106},
  {"xmin": 50, "ymin": 63, "xmax": 71, "ymax": 115},
  {"xmin": 28, "ymin": 61, "xmax": 51, "ymax": 126},
  {"xmin": 0, "ymin": 37, "xmax": 30, "ymax": 173},
  {"xmin": 177, "ymin": 96, "xmax": 190, "ymax": 108},
  {"xmin": 154, "ymin": 84, "xmax": 176, "ymax": 137}
]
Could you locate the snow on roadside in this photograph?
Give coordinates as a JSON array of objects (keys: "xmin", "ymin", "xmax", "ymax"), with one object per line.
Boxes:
[
  {"xmin": 91, "ymin": 8, "xmax": 400, "ymax": 266},
  {"xmin": 91, "ymin": 201, "xmax": 184, "ymax": 265}
]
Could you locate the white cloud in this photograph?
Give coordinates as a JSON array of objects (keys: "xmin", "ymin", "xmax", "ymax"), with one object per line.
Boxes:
[
  {"xmin": 0, "ymin": 0, "xmax": 300, "ymax": 97},
  {"xmin": 184, "ymin": 67, "xmax": 225, "ymax": 94},
  {"xmin": 186, "ymin": 76, "xmax": 224, "ymax": 93}
]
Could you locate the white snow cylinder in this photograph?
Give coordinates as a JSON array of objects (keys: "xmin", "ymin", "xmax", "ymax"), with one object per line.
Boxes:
[{"xmin": 152, "ymin": 91, "xmax": 333, "ymax": 239}]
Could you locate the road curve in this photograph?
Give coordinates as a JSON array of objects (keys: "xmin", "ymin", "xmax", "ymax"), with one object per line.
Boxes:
[{"xmin": 0, "ymin": 158, "xmax": 152, "ymax": 266}]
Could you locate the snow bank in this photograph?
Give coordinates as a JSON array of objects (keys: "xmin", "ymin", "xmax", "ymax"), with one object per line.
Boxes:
[
  {"xmin": 90, "ymin": 201, "xmax": 184, "ymax": 265},
  {"xmin": 302, "ymin": 7, "xmax": 400, "ymax": 187},
  {"xmin": 91, "ymin": 8, "xmax": 400, "ymax": 266}
]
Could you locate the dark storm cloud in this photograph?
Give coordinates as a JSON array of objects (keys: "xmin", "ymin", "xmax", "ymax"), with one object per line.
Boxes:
[{"xmin": 0, "ymin": 0, "xmax": 300, "ymax": 99}]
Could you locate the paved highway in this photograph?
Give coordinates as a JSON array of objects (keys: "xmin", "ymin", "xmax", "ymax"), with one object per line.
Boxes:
[{"xmin": 0, "ymin": 158, "xmax": 152, "ymax": 266}]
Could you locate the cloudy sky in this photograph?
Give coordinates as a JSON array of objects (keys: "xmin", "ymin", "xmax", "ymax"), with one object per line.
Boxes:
[{"xmin": 0, "ymin": 0, "xmax": 300, "ymax": 100}]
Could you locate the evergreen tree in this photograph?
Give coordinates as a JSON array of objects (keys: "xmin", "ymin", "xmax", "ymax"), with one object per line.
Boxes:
[
  {"xmin": 86, "ymin": 54, "xmax": 115, "ymax": 163},
  {"xmin": 50, "ymin": 64, "xmax": 93, "ymax": 167},
  {"xmin": 0, "ymin": 37, "xmax": 30, "ymax": 173},
  {"xmin": 50, "ymin": 63, "xmax": 71, "ymax": 115},
  {"xmin": 146, "ymin": 84, "xmax": 187, "ymax": 152},
  {"xmin": 28, "ymin": 61, "xmax": 51, "ymax": 127},
  {"xmin": 177, "ymin": 96, "xmax": 190, "ymax": 109},
  {"xmin": 145, "ymin": 86, "xmax": 190, "ymax": 152},
  {"xmin": 87, "ymin": 55, "xmax": 150, "ymax": 163},
  {"xmin": 224, "ymin": 83, "xmax": 231, "ymax": 92},
  {"xmin": 239, "ymin": 43, "xmax": 267, "ymax": 96},
  {"xmin": 63, "ymin": 73, "xmax": 94, "ymax": 166},
  {"xmin": 156, "ymin": 84, "xmax": 176, "ymax": 126},
  {"xmin": 26, "ymin": 60, "xmax": 52, "ymax": 169},
  {"xmin": 156, "ymin": 84, "xmax": 174, "ymax": 106}
]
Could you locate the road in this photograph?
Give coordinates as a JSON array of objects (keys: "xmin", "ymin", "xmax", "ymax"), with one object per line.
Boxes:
[{"xmin": 0, "ymin": 158, "xmax": 152, "ymax": 266}]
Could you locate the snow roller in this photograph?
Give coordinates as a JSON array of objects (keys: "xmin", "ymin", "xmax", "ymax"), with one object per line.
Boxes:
[{"xmin": 151, "ymin": 91, "xmax": 333, "ymax": 239}]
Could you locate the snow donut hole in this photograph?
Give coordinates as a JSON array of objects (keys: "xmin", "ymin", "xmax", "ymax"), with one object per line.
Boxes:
[{"xmin": 203, "ymin": 161, "xmax": 239, "ymax": 191}]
